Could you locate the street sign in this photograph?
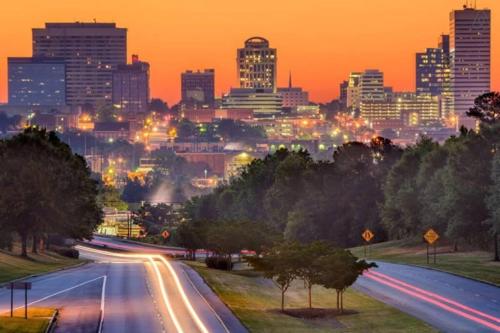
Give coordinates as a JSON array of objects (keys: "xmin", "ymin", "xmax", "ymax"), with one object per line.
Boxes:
[
  {"xmin": 6, "ymin": 282, "xmax": 31, "ymax": 290},
  {"xmin": 5, "ymin": 282, "xmax": 31, "ymax": 319},
  {"xmin": 362, "ymin": 229, "xmax": 375, "ymax": 242},
  {"xmin": 161, "ymin": 230, "xmax": 170, "ymax": 239},
  {"xmin": 424, "ymin": 229, "xmax": 439, "ymax": 245}
]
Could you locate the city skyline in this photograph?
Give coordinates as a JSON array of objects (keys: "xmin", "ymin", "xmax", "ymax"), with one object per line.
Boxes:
[{"xmin": 0, "ymin": 0, "xmax": 498, "ymax": 105}]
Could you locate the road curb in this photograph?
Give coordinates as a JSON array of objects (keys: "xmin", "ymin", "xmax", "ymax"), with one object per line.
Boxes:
[
  {"xmin": 45, "ymin": 309, "xmax": 59, "ymax": 333},
  {"xmin": 374, "ymin": 260, "xmax": 500, "ymax": 288}
]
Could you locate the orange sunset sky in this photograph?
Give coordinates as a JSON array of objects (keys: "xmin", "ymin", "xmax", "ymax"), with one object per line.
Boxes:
[{"xmin": 0, "ymin": 0, "xmax": 498, "ymax": 105}]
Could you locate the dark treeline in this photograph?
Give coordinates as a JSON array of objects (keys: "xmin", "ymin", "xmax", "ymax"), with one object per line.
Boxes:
[
  {"xmin": 183, "ymin": 138, "xmax": 402, "ymax": 249},
  {"xmin": 183, "ymin": 93, "xmax": 500, "ymax": 258},
  {"xmin": 0, "ymin": 127, "xmax": 102, "ymax": 257}
]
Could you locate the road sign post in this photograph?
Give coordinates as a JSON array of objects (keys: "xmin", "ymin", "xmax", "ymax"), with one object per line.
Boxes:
[
  {"xmin": 6, "ymin": 282, "xmax": 32, "ymax": 319},
  {"xmin": 423, "ymin": 229, "xmax": 439, "ymax": 264},
  {"xmin": 362, "ymin": 229, "xmax": 375, "ymax": 258},
  {"xmin": 10, "ymin": 285, "xmax": 13, "ymax": 317}
]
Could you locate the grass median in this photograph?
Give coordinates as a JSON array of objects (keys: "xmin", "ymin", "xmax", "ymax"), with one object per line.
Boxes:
[
  {"xmin": 0, "ymin": 248, "xmax": 82, "ymax": 284},
  {"xmin": 186, "ymin": 261, "xmax": 436, "ymax": 333},
  {"xmin": 0, "ymin": 307, "xmax": 56, "ymax": 333},
  {"xmin": 350, "ymin": 238, "xmax": 500, "ymax": 285}
]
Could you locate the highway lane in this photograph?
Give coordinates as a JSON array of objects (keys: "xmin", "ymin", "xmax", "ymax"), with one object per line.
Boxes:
[
  {"xmin": 81, "ymin": 241, "xmax": 247, "ymax": 333},
  {"xmin": 355, "ymin": 261, "xmax": 500, "ymax": 333},
  {"xmin": 0, "ymin": 252, "xmax": 163, "ymax": 333}
]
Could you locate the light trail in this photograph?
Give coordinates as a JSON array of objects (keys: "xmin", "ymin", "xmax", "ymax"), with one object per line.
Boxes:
[
  {"xmin": 148, "ymin": 257, "xmax": 184, "ymax": 333},
  {"xmin": 77, "ymin": 245, "xmax": 211, "ymax": 333},
  {"xmin": 157, "ymin": 256, "xmax": 210, "ymax": 333},
  {"xmin": 369, "ymin": 270, "xmax": 500, "ymax": 324},
  {"xmin": 364, "ymin": 272, "xmax": 500, "ymax": 332}
]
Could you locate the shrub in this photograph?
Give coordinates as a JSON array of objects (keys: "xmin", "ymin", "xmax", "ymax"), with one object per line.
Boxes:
[
  {"xmin": 49, "ymin": 245, "xmax": 79, "ymax": 259},
  {"xmin": 205, "ymin": 256, "xmax": 233, "ymax": 270}
]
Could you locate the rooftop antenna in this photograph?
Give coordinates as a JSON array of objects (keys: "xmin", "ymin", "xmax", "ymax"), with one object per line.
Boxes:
[{"xmin": 288, "ymin": 71, "xmax": 293, "ymax": 88}]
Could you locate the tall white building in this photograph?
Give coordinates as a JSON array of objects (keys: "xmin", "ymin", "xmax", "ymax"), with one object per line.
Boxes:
[
  {"xmin": 450, "ymin": 6, "xmax": 491, "ymax": 129},
  {"xmin": 237, "ymin": 37, "xmax": 277, "ymax": 92}
]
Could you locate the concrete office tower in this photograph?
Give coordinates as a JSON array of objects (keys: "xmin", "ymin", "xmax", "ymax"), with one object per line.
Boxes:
[
  {"xmin": 450, "ymin": 6, "xmax": 491, "ymax": 128},
  {"xmin": 360, "ymin": 70, "xmax": 385, "ymax": 102},
  {"xmin": 237, "ymin": 37, "xmax": 277, "ymax": 92},
  {"xmin": 32, "ymin": 22, "xmax": 127, "ymax": 107},
  {"xmin": 8, "ymin": 57, "xmax": 66, "ymax": 106},
  {"xmin": 112, "ymin": 55, "xmax": 150, "ymax": 114},
  {"xmin": 181, "ymin": 69, "xmax": 215, "ymax": 106}
]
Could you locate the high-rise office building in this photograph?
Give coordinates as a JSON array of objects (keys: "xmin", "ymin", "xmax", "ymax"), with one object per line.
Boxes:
[
  {"xmin": 112, "ymin": 55, "xmax": 150, "ymax": 114},
  {"xmin": 8, "ymin": 57, "xmax": 66, "ymax": 106},
  {"xmin": 450, "ymin": 6, "xmax": 491, "ymax": 128},
  {"xmin": 32, "ymin": 22, "xmax": 127, "ymax": 107},
  {"xmin": 237, "ymin": 37, "xmax": 277, "ymax": 91},
  {"xmin": 416, "ymin": 39, "xmax": 449, "ymax": 96},
  {"xmin": 181, "ymin": 69, "xmax": 215, "ymax": 106},
  {"xmin": 360, "ymin": 70, "xmax": 385, "ymax": 102}
]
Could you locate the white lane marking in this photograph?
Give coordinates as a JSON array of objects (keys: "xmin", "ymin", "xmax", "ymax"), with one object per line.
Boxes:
[
  {"xmin": 7, "ymin": 275, "xmax": 106, "ymax": 311},
  {"xmin": 98, "ymin": 275, "xmax": 107, "ymax": 333},
  {"xmin": 157, "ymin": 257, "xmax": 210, "ymax": 333},
  {"xmin": 181, "ymin": 267, "xmax": 230, "ymax": 333},
  {"xmin": 149, "ymin": 258, "xmax": 184, "ymax": 333}
]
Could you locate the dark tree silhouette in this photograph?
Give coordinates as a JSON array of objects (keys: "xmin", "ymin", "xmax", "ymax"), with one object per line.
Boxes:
[{"xmin": 466, "ymin": 92, "xmax": 500, "ymax": 124}]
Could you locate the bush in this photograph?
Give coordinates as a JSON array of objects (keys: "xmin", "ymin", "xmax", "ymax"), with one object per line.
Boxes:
[
  {"xmin": 205, "ymin": 256, "xmax": 233, "ymax": 270},
  {"xmin": 49, "ymin": 245, "xmax": 79, "ymax": 259}
]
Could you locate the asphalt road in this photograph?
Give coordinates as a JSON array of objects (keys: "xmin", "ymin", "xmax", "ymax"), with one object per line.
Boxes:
[
  {"xmin": 0, "ymin": 240, "xmax": 247, "ymax": 333},
  {"xmin": 355, "ymin": 261, "xmax": 500, "ymax": 333}
]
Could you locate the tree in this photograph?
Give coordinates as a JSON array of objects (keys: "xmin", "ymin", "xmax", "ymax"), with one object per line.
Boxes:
[
  {"xmin": 316, "ymin": 250, "xmax": 375, "ymax": 313},
  {"xmin": 121, "ymin": 178, "xmax": 149, "ymax": 204},
  {"xmin": 486, "ymin": 150, "xmax": 500, "ymax": 261},
  {"xmin": 134, "ymin": 203, "xmax": 177, "ymax": 236},
  {"xmin": 0, "ymin": 127, "xmax": 101, "ymax": 256},
  {"xmin": 98, "ymin": 186, "xmax": 129, "ymax": 210},
  {"xmin": 149, "ymin": 98, "xmax": 169, "ymax": 113},
  {"xmin": 466, "ymin": 92, "xmax": 500, "ymax": 124},
  {"xmin": 247, "ymin": 242, "xmax": 302, "ymax": 311},
  {"xmin": 205, "ymin": 222, "xmax": 247, "ymax": 270},
  {"xmin": 174, "ymin": 222, "xmax": 205, "ymax": 260},
  {"xmin": 295, "ymin": 242, "xmax": 332, "ymax": 309}
]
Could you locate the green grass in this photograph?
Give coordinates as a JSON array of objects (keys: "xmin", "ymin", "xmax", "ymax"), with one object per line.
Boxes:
[
  {"xmin": 187, "ymin": 261, "xmax": 437, "ymax": 333},
  {"xmin": 0, "ymin": 247, "xmax": 82, "ymax": 284},
  {"xmin": 350, "ymin": 238, "xmax": 500, "ymax": 285},
  {"xmin": 0, "ymin": 307, "xmax": 55, "ymax": 333}
]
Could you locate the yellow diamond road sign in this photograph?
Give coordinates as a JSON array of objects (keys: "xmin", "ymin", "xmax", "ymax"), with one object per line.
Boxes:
[
  {"xmin": 424, "ymin": 229, "xmax": 439, "ymax": 245},
  {"xmin": 362, "ymin": 229, "xmax": 374, "ymax": 242}
]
